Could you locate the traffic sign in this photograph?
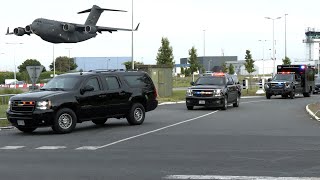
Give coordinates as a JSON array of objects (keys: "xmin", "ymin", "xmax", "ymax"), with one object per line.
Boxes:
[{"xmin": 26, "ymin": 66, "xmax": 43, "ymax": 84}]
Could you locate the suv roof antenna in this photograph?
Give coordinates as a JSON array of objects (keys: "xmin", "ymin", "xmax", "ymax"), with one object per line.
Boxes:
[{"xmin": 80, "ymin": 69, "xmax": 83, "ymax": 75}]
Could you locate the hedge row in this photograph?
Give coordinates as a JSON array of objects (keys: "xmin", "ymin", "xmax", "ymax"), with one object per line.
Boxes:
[{"xmin": 0, "ymin": 71, "xmax": 64, "ymax": 84}]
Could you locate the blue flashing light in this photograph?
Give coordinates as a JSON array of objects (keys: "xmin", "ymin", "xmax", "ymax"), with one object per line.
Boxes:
[{"xmin": 300, "ymin": 65, "xmax": 305, "ymax": 69}]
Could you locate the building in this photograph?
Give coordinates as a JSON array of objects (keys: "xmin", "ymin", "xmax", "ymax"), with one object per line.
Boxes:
[
  {"xmin": 74, "ymin": 57, "xmax": 132, "ymax": 71},
  {"xmin": 174, "ymin": 64, "xmax": 190, "ymax": 76},
  {"xmin": 180, "ymin": 56, "xmax": 237, "ymax": 72},
  {"xmin": 225, "ymin": 60, "xmax": 259, "ymax": 75}
]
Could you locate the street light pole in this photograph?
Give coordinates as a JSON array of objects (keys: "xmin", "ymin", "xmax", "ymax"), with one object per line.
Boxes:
[
  {"xmin": 131, "ymin": 0, "xmax": 134, "ymax": 70},
  {"xmin": 259, "ymin": 40, "xmax": 267, "ymax": 78},
  {"xmin": 65, "ymin": 48, "xmax": 72, "ymax": 71},
  {"xmin": 265, "ymin": 16, "xmax": 281, "ymax": 76},
  {"xmin": 285, "ymin": 14, "xmax": 288, "ymax": 59},
  {"xmin": 203, "ymin": 30, "xmax": 206, "ymax": 57},
  {"xmin": 6, "ymin": 42, "xmax": 23, "ymax": 89}
]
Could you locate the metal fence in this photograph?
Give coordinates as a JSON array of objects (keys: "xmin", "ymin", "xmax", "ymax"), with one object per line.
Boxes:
[{"xmin": 0, "ymin": 94, "xmax": 16, "ymax": 120}]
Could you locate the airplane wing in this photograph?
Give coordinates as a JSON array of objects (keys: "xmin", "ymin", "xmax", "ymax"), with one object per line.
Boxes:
[
  {"xmin": 96, "ymin": 23, "xmax": 140, "ymax": 33},
  {"xmin": 73, "ymin": 23, "xmax": 140, "ymax": 33}
]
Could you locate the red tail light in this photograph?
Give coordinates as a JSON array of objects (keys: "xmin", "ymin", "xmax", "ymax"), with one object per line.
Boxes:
[{"xmin": 154, "ymin": 87, "xmax": 158, "ymax": 98}]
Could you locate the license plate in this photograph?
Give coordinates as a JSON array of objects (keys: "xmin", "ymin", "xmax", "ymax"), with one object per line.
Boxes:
[
  {"xmin": 17, "ymin": 120, "xmax": 25, "ymax": 126},
  {"xmin": 199, "ymin": 100, "xmax": 205, "ymax": 104}
]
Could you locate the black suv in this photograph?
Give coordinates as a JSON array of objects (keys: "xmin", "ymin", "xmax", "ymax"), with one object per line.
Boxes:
[
  {"xmin": 6, "ymin": 70, "xmax": 158, "ymax": 134},
  {"xmin": 186, "ymin": 73, "xmax": 241, "ymax": 110}
]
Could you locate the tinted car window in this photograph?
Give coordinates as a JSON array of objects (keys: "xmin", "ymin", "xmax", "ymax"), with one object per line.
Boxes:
[
  {"xmin": 124, "ymin": 75, "xmax": 152, "ymax": 87},
  {"xmin": 85, "ymin": 78, "xmax": 100, "ymax": 91},
  {"xmin": 105, "ymin": 76, "xmax": 120, "ymax": 90},
  {"xmin": 195, "ymin": 76, "xmax": 225, "ymax": 85},
  {"xmin": 42, "ymin": 76, "xmax": 80, "ymax": 90}
]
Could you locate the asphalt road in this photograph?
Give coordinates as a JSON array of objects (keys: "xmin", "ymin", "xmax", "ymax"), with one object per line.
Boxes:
[{"xmin": 1, "ymin": 95, "xmax": 320, "ymax": 180}]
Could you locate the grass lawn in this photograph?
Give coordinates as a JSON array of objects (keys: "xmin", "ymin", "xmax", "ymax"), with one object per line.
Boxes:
[
  {"xmin": 157, "ymin": 90, "xmax": 186, "ymax": 103},
  {"xmin": 0, "ymin": 105, "xmax": 10, "ymax": 127}
]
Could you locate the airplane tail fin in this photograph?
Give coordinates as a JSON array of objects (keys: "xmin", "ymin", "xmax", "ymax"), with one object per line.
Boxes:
[
  {"xmin": 6, "ymin": 27, "xmax": 13, "ymax": 35},
  {"xmin": 78, "ymin": 5, "xmax": 127, "ymax": 26}
]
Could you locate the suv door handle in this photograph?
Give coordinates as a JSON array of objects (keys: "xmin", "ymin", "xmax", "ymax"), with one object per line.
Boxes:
[
  {"xmin": 99, "ymin": 94, "xmax": 107, "ymax": 98},
  {"xmin": 119, "ymin": 91, "xmax": 126, "ymax": 95}
]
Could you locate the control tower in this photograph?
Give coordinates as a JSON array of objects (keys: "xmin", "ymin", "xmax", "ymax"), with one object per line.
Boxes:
[{"xmin": 303, "ymin": 27, "xmax": 320, "ymax": 62}]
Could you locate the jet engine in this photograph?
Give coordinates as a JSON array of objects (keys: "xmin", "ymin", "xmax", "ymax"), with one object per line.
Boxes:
[
  {"xmin": 25, "ymin": 25, "xmax": 32, "ymax": 33},
  {"xmin": 85, "ymin": 25, "xmax": 97, "ymax": 34},
  {"xmin": 13, "ymin": 27, "xmax": 26, "ymax": 36},
  {"xmin": 62, "ymin": 24, "xmax": 76, "ymax": 32}
]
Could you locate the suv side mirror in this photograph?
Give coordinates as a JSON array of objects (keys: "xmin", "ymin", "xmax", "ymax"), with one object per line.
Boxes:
[
  {"xmin": 267, "ymin": 78, "xmax": 272, "ymax": 82},
  {"xmin": 227, "ymin": 81, "xmax": 233, "ymax": 86},
  {"xmin": 190, "ymin": 82, "xmax": 195, "ymax": 86},
  {"xmin": 80, "ymin": 85, "xmax": 94, "ymax": 94}
]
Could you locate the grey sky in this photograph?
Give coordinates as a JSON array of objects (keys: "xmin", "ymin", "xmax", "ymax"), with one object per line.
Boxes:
[{"xmin": 0, "ymin": 0, "xmax": 319, "ymax": 71}]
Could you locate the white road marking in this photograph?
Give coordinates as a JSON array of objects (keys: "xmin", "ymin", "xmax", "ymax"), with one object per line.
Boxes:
[
  {"xmin": 163, "ymin": 175, "xmax": 320, "ymax": 180},
  {"xmin": 0, "ymin": 146, "xmax": 25, "ymax": 150},
  {"xmin": 240, "ymin": 100, "xmax": 269, "ymax": 104},
  {"xmin": 35, "ymin": 146, "xmax": 66, "ymax": 150},
  {"xmin": 86, "ymin": 111, "xmax": 219, "ymax": 150},
  {"xmin": 76, "ymin": 146, "xmax": 100, "ymax": 150}
]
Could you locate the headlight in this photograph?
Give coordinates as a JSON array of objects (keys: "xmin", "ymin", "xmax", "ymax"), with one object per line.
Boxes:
[
  {"xmin": 8, "ymin": 100, "xmax": 11, "ymax": 110},
  {"xmin": 186, "ymin": 89, "xmax": 192, "ymax": 97},
  {"xmin": 214, "ymin": 89, "xmax": 223, "ymax": 96},
  {"xmin": 36, "ymin": 100, "xmax": 51, "ymax": 110},
  {"xmin": 264, "ymin": 84, "xmax": 269, "ymax": 89},
  {"xmin": 285, "ymin": 83, "xmax": 291, "ymax": 89}
]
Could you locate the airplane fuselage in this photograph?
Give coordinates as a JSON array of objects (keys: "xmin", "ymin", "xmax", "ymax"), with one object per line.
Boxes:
[{"xmin": 31, "ymin": 18, "xmax": 97, "ymax": 43}]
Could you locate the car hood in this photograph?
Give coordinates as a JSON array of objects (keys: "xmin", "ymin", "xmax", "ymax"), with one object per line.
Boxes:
[
  {"xmin": 10, "ymin": 90, "xmax": 70, "ymax": 101},
  {"xmin": 268, "ymin": 80, "xmax": 291, "ymax": 84},
  {"xmin": 189, "ymin": 85, "xmax": 224, "ymax": 89}
]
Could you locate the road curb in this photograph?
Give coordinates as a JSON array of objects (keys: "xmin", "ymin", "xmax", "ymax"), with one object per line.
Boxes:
[
  {"xmin": 159, "ymin": 101, "xmax": 185, "ymax": 106},
  {"xmin": 0, "ymin": 126, "xmax": 14, "ymax": 130},
  {"xmin": 306, "ymin": 104, "xmax": 320, "ymax": 121}
]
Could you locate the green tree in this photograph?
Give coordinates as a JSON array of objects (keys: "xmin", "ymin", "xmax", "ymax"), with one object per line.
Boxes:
[
  {"xmin": 188, "ymin": 46, "xmax": 199, "ymax": 74},
  {"xmin": 123, "ymin": 61, "xmax": 144, "ymax": 70},
  {"xmin": 184, "ymin": 68, "xmax": 191, "ymax": 77},
  {"xmin": 282, "ymin": 56, "xmax": 291, "ymax": 65},
  {"xmin": 228, "ymin": 63, "xmax": 235, "ymax": 74},
  {"xmin": 156, "ymin": 37, "xmax": 174, "ymax": 67},
  {"xmin": 18, "ymin": 59, "xmax": 46, "ymax": 73},
  {"xmin": 180, "ymin": 67, "xmax": 185, "ymax": 75},
  {"xmin": 201, "ymin": 67, "xmax": 206, "ymax": 74},
  {"xmin": 244, "ymin": 50, "xmax": 255, "ymax": 74},
  {"xmin": 221, "ymin": 63, "xmax": 228, "ymax": 73},
  {"xmin": 244, "ymin": 50, "xmax": 255, "ymax": 89},
  {"xmin": 49, "ymin": 56, "xmax": 77, "ymax": 72}
]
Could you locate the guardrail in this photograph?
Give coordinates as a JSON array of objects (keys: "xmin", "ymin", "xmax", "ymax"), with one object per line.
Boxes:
[{"xmin": 0, "ymin": 94, "xmax": 16, "ymax": 105}]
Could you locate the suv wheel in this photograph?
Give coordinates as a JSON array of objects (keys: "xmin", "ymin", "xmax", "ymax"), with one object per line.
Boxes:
[
  {"xmin": 92, "ymin": 119, "xmax": 108, "ymax": 125},
  {"xmin": 290, "ymin": 90, "xmax": 295, "ymax": 99},
  {"xmin": 127, "ymin": 103, "xmax": 145, "ymax": 125},
  {"xmin": 187, "ymin": 106, "xmax": 194, "ymax": 110},
  {"xmin": 221, "ymin": 96, "xmax": 228, "ymax": 110},
  {"xmin": 266, "ymin": 93, "xmax": 271, "ymax": 99},
  {"xmin": 17, "ymin": 127, "xmax": 37, "ymax": 133},
  {"xmin": 303, "ymin": 92, "xmax": 310, "ymax": 97},
  {"xmin": 52, "ymin": 108, "xmax": 77, "ymax": 134},
  {"xmin": 233, "ymin": 94, "xmax": 240, "ymax": 107}
]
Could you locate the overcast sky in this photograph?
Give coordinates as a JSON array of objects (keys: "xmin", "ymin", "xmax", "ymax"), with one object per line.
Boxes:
[{"xmin": 0, "ymin": 0, "xmax": 319, "ymax": 71}]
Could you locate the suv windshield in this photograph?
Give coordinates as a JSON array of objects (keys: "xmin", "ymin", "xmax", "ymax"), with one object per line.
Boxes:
[
  {"xmin": 195, "ymin": 76, "xmax": 225, "ymax": 85},
  {"xmin": 41, "ymin": 76, "xmax": 80, "ymax": 91},
  {"xmin": 272, "ymin": 74, "xmax": 294, "ymax": 81}
]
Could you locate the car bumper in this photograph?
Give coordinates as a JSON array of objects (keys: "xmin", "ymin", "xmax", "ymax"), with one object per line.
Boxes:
[
  {"xmin": 265, "ymin": 88, "xmax": 291, "ymax": 95},
  {"xmin": 146, "ymin": 99, "xmax": 158, "ymax": 112},
  {"xmin": 186, "ymin": 96, "xmax": 224, "ymax": 107},
  {"xmin": 6, "ymin": 109, "xmax": 55, "ymax": 128}
]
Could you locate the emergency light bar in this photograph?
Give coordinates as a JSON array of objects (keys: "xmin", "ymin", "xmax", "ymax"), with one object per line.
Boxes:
[
  {"xmin": 212, "ymin": 72, "xmax": 225, "ymax": 76},
  {"xmin": 277, "ymin": 72, "xmax": 295, "ymax": 74}
]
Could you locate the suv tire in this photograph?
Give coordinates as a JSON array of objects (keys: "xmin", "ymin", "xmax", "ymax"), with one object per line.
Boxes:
[
  {"xmin": 127, "ymin": 103, "xmax": 145, "ymax": 125},
  {"xmin": 52, "ymin": 108, "xmax": 77, "ymax": 134},
  {"xmin": 92, "ymin": 119, "xmax": 108, "ymax": 125},
  {"xmin": 303, "ymin": 92, "xmax": 311, "ymax": 97},
  {"xmin": 266, "ymin": 93, "xmax": 271, "ymax": 99},
  {"xmin": 221, "ymin": 96, "xmax": 228, "ymax": 110},
  {"xmin": 233, "ymin": 94, "xmax": 240, "ymax": 107},
  {"xmin": 290, "ymin": 90, "xmax": 295, "ymax": 99},
  {"xmin": 187, "ymin": 106, "xmax": 194, "ymax": 110},
  {"xmin": 17, "ymin": 127, "xmax": 37, "ymax": 133}
]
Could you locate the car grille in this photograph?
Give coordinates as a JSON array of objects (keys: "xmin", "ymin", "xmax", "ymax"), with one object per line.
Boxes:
[
  {"xmin": 271, "ymin": 83, "xmax": 284, "ymax": 89},
  {"xmin": 11, "ymin": 101, "xmax": 35, "ymax": 113},
  {"xmin": 192, "ymin": 90, "xmax": 214, "ymax": 97}
]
